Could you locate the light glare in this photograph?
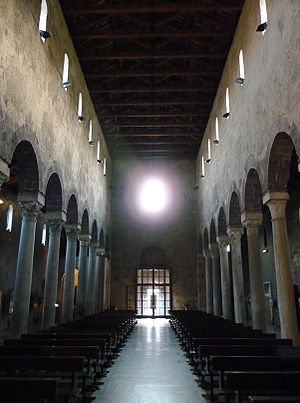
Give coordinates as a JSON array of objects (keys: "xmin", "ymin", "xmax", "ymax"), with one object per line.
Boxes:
[{"xmin": 138, "ymin": 178, "xmax": 168, "ymax": 214}]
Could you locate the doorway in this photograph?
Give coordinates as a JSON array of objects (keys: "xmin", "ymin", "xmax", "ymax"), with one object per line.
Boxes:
[{"xmin": 137, "ymin": 269, "xmax": 171, "ymax": 317}]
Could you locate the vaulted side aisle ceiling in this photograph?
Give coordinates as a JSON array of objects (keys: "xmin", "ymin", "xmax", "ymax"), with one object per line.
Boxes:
[{"xmin": 59, "ymin": 0, "xmax": 244, "ymax": 158}]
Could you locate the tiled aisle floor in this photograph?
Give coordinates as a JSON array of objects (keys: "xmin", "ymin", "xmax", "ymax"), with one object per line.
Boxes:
[{"xmin": 93, "ymin": 318, "xmax": 207, "ymax": 403}]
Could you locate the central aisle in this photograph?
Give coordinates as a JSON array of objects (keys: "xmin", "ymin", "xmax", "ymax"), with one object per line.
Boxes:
[{"xmin": 93, "ymin": 318, "xmax": 207, "ymax": 403}]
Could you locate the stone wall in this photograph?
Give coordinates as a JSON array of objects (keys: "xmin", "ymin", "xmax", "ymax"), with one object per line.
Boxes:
[
  {"xmin": 0, "ymin": 0, "xmax": 111, "ymax": 327},
  {"xmin": 111, "ymin": 158, "xmax": 198, "ymax": 311}
]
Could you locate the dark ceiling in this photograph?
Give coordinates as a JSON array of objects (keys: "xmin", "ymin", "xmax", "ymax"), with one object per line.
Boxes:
[{"xmin": 59, "ymin": 0, "xmax": 245, "ymax": 159}]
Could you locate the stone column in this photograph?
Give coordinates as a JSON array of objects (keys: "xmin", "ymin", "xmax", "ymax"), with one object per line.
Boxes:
[
  {"xmin": 197, "ymin": 253, "xmax": 206, "ymax": 311},
  {"xmin": 209, "ymin": 243, "xmax": 222, "ymax": 316},
  {"xmin": 227, "ymin": 227, "xmax": 246, "ymax": 324},
  {"xmin": 85, "ymin": 243, "xmax": 97, "ymax": 315},
  {"xmin": 242, "ymin": 213, "xmax": 266, "ymax": 331},
  {"xmin": 217, "ymin": 236, "xmax": 233, "ymax": 320},
  {"xmin": 61, "ymin": 226, "xmax": 79, "ymax": 323},
  {"xmin": 94, "ymin": 248, "xmax": 104, "ymax": 313},
  {"xmin": 11, "ymin": 200, "xmax": 43, "ymax": 337},
  {"xmin": 263, "ymin": 191, "xmax": 300, "ymax": 344},
  {"xmin": 76, "ymin": 234, "xmax": 91, "ymax": 317},
  {"xmin": 203, "ymin": 249, "xmax": 213, "ymax": 314},
  {"xmin": 0, "ymin": 159, "xmax": 9, "ymax": 188},
  {"xmin": 41, "ymin": 218, "xmax": 63, "ymax": 329}
]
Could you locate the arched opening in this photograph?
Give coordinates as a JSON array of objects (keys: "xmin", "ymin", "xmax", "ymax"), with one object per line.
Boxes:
[
  {"xmin": 209, "ymin": 219, "xmax": 217, "ymax": 244},
  {"xmin": 38, "ymin": 0, "xmax": 50, "ymax": 42},
  {"xmin": 62, "ymin": 53, "xmax": 70, "ymax": 90},
  {"xmin": 218, "ymin": 207, "xmax": 227, "ymax": 237},
  {"xmin": 266, "ymin": 133, "xmax": 300, "ymax": 335},
  {"xmin": 77, "ymin": 92, "xmax": 84, "ymax": 121},
  {"xmin": 66, "ymin": 195, "xmax": 78, "ymax": 226},
  {"xmin": 45, "ymin": 173, "xmax": 63, "ymax": 213},
  {"xmin": 80, "ymin": 209, "xmax": 89, "ymax": 235},
  {"xmin": 236, "ymin": 49, "xmax": 245, "ymax": 85},
  {"xmin": 257, "ymin": 0, "xmax": 268, "ymax": 33},
  {"xmin": 91, "ymin": 220, "xmax": 98, "ymax": 244},
  {"xmin": 213, "ymin": 117, "xmax": 220, "ymax": 144}
]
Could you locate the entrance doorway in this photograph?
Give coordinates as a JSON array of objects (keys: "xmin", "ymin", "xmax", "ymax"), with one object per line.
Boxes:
[{"xmin": 137, "ymin": 269, "xmax": 171, "ymax": 317}]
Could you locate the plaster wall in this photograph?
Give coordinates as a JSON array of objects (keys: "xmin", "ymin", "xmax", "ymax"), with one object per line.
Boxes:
[
  {"xmin": 196, "ymin": 0, "xmax": 300, "ymax": 227},
  {"xmin": 111, "ymin": 158, "xmax": 198, "ymax": 311},
  {"xmin": 0, "ymin": 0, "xmax": 111, "ymax": 228}
]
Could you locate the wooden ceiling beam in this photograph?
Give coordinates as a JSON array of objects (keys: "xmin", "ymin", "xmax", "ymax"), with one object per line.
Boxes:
[
  {"xmin": 105, "ymin": 132, "xmax": 202, "ymax": 137},
  {"xmin": 80, "ymin": 52, "xmax": 226, "ymax": 60},
  {"xmin": 64, "ymin": 3, "xmax": 243, "ymax": 15},
  {"xmin": 109, "ymin": 141, "xmax": 200, "ymax": 145},
  {"xmin": 104, "ymin": 123, "xmax": 204, "ymax": 128},
  {"xmin": 72, "ymin": 30, "xmax": 234, "ymax": 40},
  {"xmin": 86, "ymin": 70, "xmax": 220, "ymax": 78},
  {"xmin": 91, "ymin": 86, "xmax": 214, "ymax": 94},
  {"xmin": 96, "ymin": 100, "xmax": 211, "ymax": 106},
  {"xmin": 100, "ymin": 113, "xmax": 207, "ymax": 118}
]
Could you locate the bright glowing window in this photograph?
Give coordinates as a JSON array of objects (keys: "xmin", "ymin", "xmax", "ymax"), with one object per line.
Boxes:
[
  {"xmin": 200, "ymin": 156, "xmax": 205, "ymax": 178},
  {"xmin": 62, "ymin": 53, "xmax": 70, "ymax": 90},
  {"xmin": 137, "ymin": 178, "xmax": 168, "ymax": 214},
  {"xmin": 257, "ymin": 0, "xmax": 268, "ymax": 33},
  {"xmin": 236, "ymin": 50, "xmax": 245, "ymax": 85},
  {"xmin": 41, "ymin": 224, "xmax": 47, "ymax": 246},
  {"xmin": 103, "ymin": 157, "xmax": 107, "ymax": 176},
  {"xmin": 97, "ymin": 141, "xmax": 101, "ymax": 163},
  {"xmin": 206, "ymin": 138, "xmax": 211, "ymax": 163},
  {"xmin": 6, "ymin": 204, "xmax": 13, "ymax": 232},
  {"xmin": 213, "ymin": 117, "xmax": 219, "ymax": 144},
  {"xmin": 77, "ymin": 92, "xmax": 84, "ymax": 121},
  {"xmin": 223, "ymin": 87, "xmax": 230, "ymax": 118},
  {"xmin": 39, "ymin": 0, "xmax": 49, "ymax": 43},
  {"xmin": 88, "ymin": 120, "xmax": 94, "ymax": 145}
]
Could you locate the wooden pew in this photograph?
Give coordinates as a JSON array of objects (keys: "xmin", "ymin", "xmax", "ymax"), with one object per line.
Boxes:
[
  {"xmin": 0, "ymin": 356, "xmax": 84, "ymax": 402},
  {"xmin": 210, "ymin": 356, "xmax": 300, "ymax": 399},
  {"xmin": 197, "ymin": 345, "xmax": 300, "ymax": 388},
  {"xmin": 0, "ymin": 377, "xmax": 58, "ymax": 402},
  {"xmin": 248, "ymin": 396, "xmax": 300, "ymax": 402},
  {"xmin": 225, "ymin": 371, "xmax": 300, "ymax": 403}
]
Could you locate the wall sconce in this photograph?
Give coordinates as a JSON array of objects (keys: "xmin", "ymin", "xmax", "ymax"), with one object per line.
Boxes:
[
  {"xmin": 223, "ymin": 112, "xmax": 230, "ymax": 119},
  {"xmin": 262, "ymin": 247, "xmax": 268, "ymax": 253},
  {"xmin": 205, "ymin": 139, "xmax": 211, "ymax": 163},
  {"xmin": 78, "ymin": 115, "xmax": 84, "ymax": 122},
  {"xmin": 62, "ymin": 82, "xmax": 71, "ymax": 89},
  {"xmin": 235, "ymin": 77, "xmax": 244, "ymax": 85},
  {"xmin": 0, "ymin": 198, "xmax": 3, "ymax": 205},
  {"xmin": 39, "ymin": 30, "xmax": 51, "ymax": 39},
  {"xmin": 256, "ymin": 22, "xmax": 267, "ymax": 33}
]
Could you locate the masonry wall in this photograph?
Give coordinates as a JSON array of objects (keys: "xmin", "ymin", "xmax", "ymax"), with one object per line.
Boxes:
[
  {"xmin": 111, "ymin": 158, "xmax": 198, "ymax": 311},
  {"xmin": 0, "ymin": 0, "xmax": 111, "ymax": 327},
  {"xmin": 196, "ymin": 0, "xmax": 300, "ymax": 328}
]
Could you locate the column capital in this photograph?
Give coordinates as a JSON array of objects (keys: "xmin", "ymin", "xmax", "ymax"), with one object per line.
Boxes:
[
  {"xmin": 89, "ymin": 242, "xmax": 98, "ymax": 252},
  {"xmin": 262, "ymin": 190, "xmax": 289, "ymax": 205},
  {"xmin": 46, "ymin": 210, "xmax": 67, "ymax": 223},
  {"xmin": 241, "ymin": 212, "xmax": 263, "ymax": 230},
  {"xmin": 209, "ymin": 243, "xmax": 219, "ymax": 258},
  {"xmin": 227, "ymin": 226, "xmax": 244, "ymax": 243},
  {"xmin": 65, "ymin": 225, "xmax": 80, "ymax": 239},
  {"xmin": 78, "ymin": 234, "xmax": 91, "ymax": 243},
  {"xmin": 48, "ymin": 219, "xmax": 64, "ymax": 234},
  {"xmin": 19, "ymin": 201, "xmax": 43, "ymax": 221},
  {"xmin": 217, "ymin": 235, "xmax": 230, "ymax": 249},
  {"xmin": 262, "ymin": 191, "xmax": 289, "ymax": 220}
]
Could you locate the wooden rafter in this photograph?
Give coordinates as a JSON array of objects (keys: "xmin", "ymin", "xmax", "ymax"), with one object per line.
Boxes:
[{"xmin": 63, "ymin": 3, "xmax": 243, "ymax": 15}]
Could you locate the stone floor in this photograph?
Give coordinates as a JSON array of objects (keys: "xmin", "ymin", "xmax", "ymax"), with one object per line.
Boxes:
[{"xmin": 93, "ymin": 318, "xmax": 207, "ymax": 403}]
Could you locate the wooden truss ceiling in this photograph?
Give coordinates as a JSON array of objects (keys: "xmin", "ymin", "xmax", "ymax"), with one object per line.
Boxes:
[{"xmin": 59, "ymin": 0, "xmax": 244, "ymax": 159}]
